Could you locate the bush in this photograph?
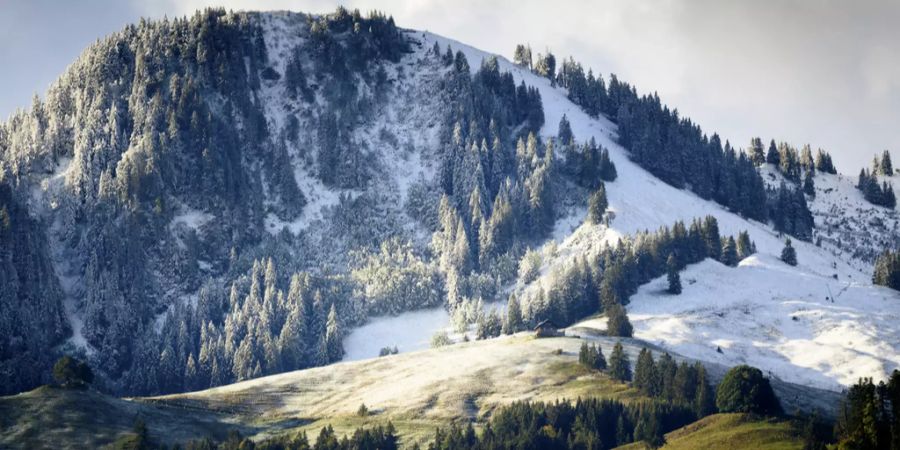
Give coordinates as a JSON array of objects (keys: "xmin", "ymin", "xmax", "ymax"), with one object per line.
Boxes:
[
  {"xmin": 430, "ymin": 331, "xmax": 452, "ymax": 348},
  {"xmin": 715, "ymin": 365, "xmax": 783, "ymax": 416},
  {"xmin": 378, "ymin": 346, "xmax": 399, "ymax": 357},
  {"xmin": 53, "ymin": 356, "xmax": 93, "ymax": 389}
]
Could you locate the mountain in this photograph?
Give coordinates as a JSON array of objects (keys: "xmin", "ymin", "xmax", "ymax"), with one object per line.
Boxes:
[{"xmin": 1, "ymin": 6, "xmax": 899, "ymax": 447}]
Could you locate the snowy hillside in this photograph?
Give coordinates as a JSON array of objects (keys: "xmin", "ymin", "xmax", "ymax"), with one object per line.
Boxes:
[
  {"xmin": 406, "ymin": 30, "xmax": 900, "ymax": 392},
  {"xmin": 3, "ymin": 7, "xmax": 898, "ymax": 401}
]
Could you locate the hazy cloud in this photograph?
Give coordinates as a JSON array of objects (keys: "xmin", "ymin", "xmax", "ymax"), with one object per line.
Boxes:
[{"xmin": 1, "ymin": 0, "xmax": 897, "ymax": 172}]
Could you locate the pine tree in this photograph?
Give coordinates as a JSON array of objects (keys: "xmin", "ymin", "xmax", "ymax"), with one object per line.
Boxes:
[
  {"xmin": 884, "ymin": 182, "xmax": 897, "ymax": 209},
  {"xmin": 721, "ymin": 236, "xmax": 738, "ymax": 267},
  {"xmin": 666, "ymin": 254, "xmax": 682, "ymax": 294},
  {"xmin": 633, "ymin": 348, "xmax": 657, "ymax": 396},
  {"xmin": 766, "ymin": 140, "xmax": 780, "ymax": 166},
  {"xmin": 322, "ymin": 304, "xmax": 343, "ymax": 363},
  {"xmin": 694, "ymin": 363, "xmax": 716, "ymax": 417},
  {"xmin": 599, "ymin": 148, "xmax": 617, "ymax": 181},
  {"xmin": 803, "ymin": 169, "xmax": 816, "ymax": 197},
  {"xmin": 557, "ymin": 114, "xmax": 573, "ymax": 146},
  {"xmin": 749, "ymin": 137, "xmax": 766, "ymax": 166},
  {"xmin": 512, "ymin": 44, "xmax": 532, "ymax": 69},
  {"xmin": 815, "ymin": 149, "xmax": 836, "ymax": 174},
  {"xmin": 872, "ymin": 250, "xmax": 900, "ymax": 290},
  {"xmin": 781, "ymin": 238, "xmax": 797, "ymax": 266},
  {"xmin": 587, "ymin": 183, "xmax": 608, "ymax": 225},
  {"xmin": 736, "ymin": 231, "xmax": 755, "ymax": 260},
  {"xmin": 593, "ymin": 344, "xmax": 607, "ymax": 370},
  {"xmin": 882, "ymin": 150, "xmax": 894, "ymax": 176},
  {"xmin": 606, "ymin": 304, "xmax": 633, "ymax": 338},
  {"xmin": 503, "ymin": 294, "xmax": 523, "ymax": 335},
  {"xmin": 608, "ymin": 341, "xmax": 632, "ymax": 382}
]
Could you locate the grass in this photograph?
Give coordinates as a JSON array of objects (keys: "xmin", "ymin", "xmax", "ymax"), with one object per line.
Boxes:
[
  {"xmin": 0, "ymin": 385, "xmax": 241, "ymax": 449},
  {"xmin": 613, "ymin": 413, "xmax": 803, "ymax": 450},
  {"xmin": 0, "ymin": 337, "xmax": 806, "ymax": 449}
]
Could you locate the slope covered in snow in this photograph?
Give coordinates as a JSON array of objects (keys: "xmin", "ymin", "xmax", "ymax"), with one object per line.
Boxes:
[{"xmin": 413, "ymin": 30, "xmax": 900, "ymax": 392}]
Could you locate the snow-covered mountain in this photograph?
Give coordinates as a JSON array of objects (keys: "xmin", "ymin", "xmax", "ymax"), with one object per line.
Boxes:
[{"xmin": 1, "ymin": 8, "xmax": 898, "ymax": 402}]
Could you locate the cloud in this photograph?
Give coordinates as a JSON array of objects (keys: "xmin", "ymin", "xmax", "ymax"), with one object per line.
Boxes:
[{"xmin": 2, "ymin": 0, "xmax": 898, "ymax": 172}]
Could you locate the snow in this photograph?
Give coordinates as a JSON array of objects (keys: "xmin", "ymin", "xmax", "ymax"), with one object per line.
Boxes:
[
  {"xmin": 416, "ymin": 30, "xmax": 898, "ymax": 390},
  {"xmin": 621, "ymin": 255, "xmax": 900, "ymax": 391},
  {"xmin": 169, "ymin": 208, "xmax": 213, "ymax": 232},
  {"xmin": 342, "ymin": 300, "xmax": 506, "ymax": 362},
  {"xmin": 342, "ymin": 305, "xmax": 450, "ymax": 361}
]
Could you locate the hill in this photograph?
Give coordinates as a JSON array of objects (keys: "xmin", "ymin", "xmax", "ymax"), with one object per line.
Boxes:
[
  {"xmin": 614, "ymin": 413, "xmax": 803, "ymax": 450},
  {"xmin": 1, "ymin": 333, "xmax": 836, "ymax": 448}
]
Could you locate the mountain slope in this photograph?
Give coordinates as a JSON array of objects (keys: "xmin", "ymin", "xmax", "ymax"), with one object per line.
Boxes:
[
  {"xmin": 0, "ymin": 333, "xmax": 836, "ymax": 448},
  {"xmin": 0, "ymin": 7, "xmax": 897, "ymax": 402},
  {"xmin": 416, "ymin": 30, "xmax": 900, "ymax": 391}
]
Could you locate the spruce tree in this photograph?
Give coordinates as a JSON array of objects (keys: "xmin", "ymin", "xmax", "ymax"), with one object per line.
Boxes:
[
  {"xmin": 749, "ymin": 137, "xmax": 766, "ymax": 166},
  {"xmin": 587, "ymin": 183, "xmax": 608, "ymax": 225},
  {"xmin": 721, "ymin": 237, "xmax": 738, "ymax": 267},
  {"xmin": 322, "ymin": 304, "xmax": 343, "ymax": 363},
  {"xmin": 599, "ymin": 148, "xmax": 617, "ymax": 181},
  {"xmin": 781, "ymin": 238, "xmax": 797, "ymax": 266},
  {"xmin": 557, "ymin": 114, "xmax": 573, "ymax": 146},
  {"xmin": 606, "ymin": 304, "xmax": 633, "ymax": 338},
  {"xmin": 694, "ymin": 363, "xmax": 717, "ymax": 417},
  {"xmin": 736, "ymin": 231, "xmax": 755, "ymax": 260},
  {"xmin": 766, "ymin": 140, "xmax": 780, "ymax": 166},
  {"xmin": 633, "ymin": 348, "xmax": 657, "ymax": 396},
  {"xmin": 608, "ymin": 341, "xmax": 632, "ymax": 382},
  {"xmin": 884, "ymin": 182, "xmax": 897, "ymax": 209},
  {"xmin": 503, "ymin": 294, "xmax": 523, "ymax": 335},
  {"xmin": 882, "ymin": 150, "xmax": 894, "ymax": 176},
  {"xmin": 666, "ymin": 254, "xmax": 682, "ymax": 294},
  {"xmin": 803, "ymin": 169, "xmax": 816, "ymax": 197}
]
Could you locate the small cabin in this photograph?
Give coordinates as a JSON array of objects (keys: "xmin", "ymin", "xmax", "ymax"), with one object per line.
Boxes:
[{"xmin": 534, "ymin": 319, "xmax": 561, "ymax": 338}]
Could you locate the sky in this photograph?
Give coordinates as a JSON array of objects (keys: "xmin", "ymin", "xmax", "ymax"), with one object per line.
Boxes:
[{"xmin": 1, "ymin": 0, "xmax": 898, "ymax": 173}]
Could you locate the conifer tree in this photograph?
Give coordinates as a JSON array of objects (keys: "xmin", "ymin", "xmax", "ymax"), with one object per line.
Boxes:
[
  {"xmin": 322, "ymin": 304, "xmax": 343, "ymax": 363},
  {"xmin": 882, "ymin": 150, "xmax": 894, "ymax": 176},
  {"xmin": 557, "ymin": 114, "xmax": 573, "ymax": 146},
  {"xmin": 873, "ymin": 250, "xmax": 900, "ymax": 290},
  {"xmin": 633, "ymin": 348, "xmax": 657, "ymax": 396},
  {"xmin": 749, "ymin": 137, "xmax": 766, "ymax": 166},
  {"xmin": 512, "ymin": 44, "xmax": 532, "ymax": 69},
  {"xmin": 781, "ymin": 238, "xmax": 797, "ymax": 266},
  {"xmin": 766, "ymin": 140, "xmax": 780, "ymax": 166},
  {"xmin": 736, "ymin": 231, "xmax": 756, "ymax": 260},
  {"xmin": 608, "ymin": 341, "xmax": 632, "ymax": 382},
  {"xmin": 606, "ymin": 304, "xmax": 633, "ymax": 338},
  {"xmin": 599, "ymin": 148, "xmax": 618, "ymax": 181},
  {"xmin": 587, "ymin": 183, "xmax": 608, "ymax": 225},
  {"xmin": 694, "ymin": 363, "xmax": 717, "ymax": 417},
  {"xmin": 666, "ymin": 254, "xmax": 682, "ymax": 294},
  {"xmin": 721, "ymin": 236, "xmax": 738, "ymax": 267},
  {"xmin": 803, "ymin": 169, "xmax": 816, "ymax": 197},
  {"xmin": 502, "ymin": 294, "xmax": 523, "ymax": 335}
]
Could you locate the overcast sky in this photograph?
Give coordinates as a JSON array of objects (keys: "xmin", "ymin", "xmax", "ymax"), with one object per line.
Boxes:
[{"xmin": 2, "ymin": 0, "xmax": 897, "ymax": 173}]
